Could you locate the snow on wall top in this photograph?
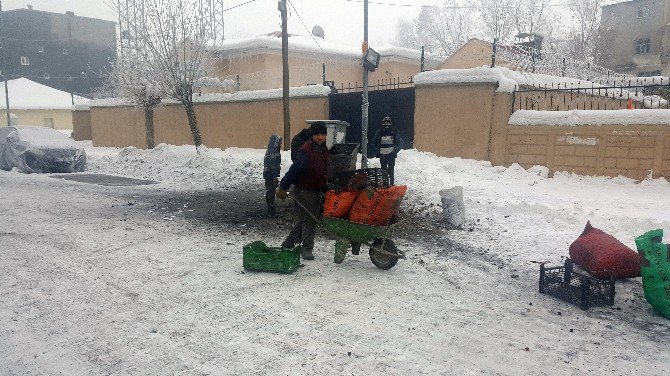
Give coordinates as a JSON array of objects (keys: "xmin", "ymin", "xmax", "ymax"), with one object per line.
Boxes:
[
  {"xmin": 415, "ymin": 66, "xmax": 667, "ymax": 105},
  {"xmin": 509, "ymin": 109, "xmax": 670, "ymax": 126},
  {"xmin": 1, "ymin": 78, "xmax": 89, "ymax": 110},
  {"xmin": 209, "ymin": 35, "xmax": 445, "ymax": 69},
  {"xmin": 89, "ymin": 85, "xmax": 332, "ymax": 108},
  {"xmin": 414, "ymin": 67, "xmax": 518, "ymax": 92}
]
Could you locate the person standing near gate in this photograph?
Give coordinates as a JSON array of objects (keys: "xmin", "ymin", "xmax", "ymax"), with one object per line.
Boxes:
[
  {"xmin": 371, "ymin": 116, "xmax": 403, "ymax": 185},
  {"xmin": 276, "ymin": 122, "xmax": 330, "ymax": 261}
]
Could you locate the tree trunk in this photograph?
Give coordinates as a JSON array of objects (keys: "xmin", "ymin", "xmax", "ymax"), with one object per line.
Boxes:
[
  {"xmin": 144, "ymin": 105, "xmax": 155, "ymax": 149},
  {"xmin": 183, "ymin": 101, "xmax": 202, "ymax": 148}
]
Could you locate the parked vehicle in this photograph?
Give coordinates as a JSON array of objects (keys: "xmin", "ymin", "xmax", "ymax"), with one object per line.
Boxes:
[
  {"xmin": 0, "ymin": 126, "xmax": 17, "ymax": 171},
  {"xmin": 0, "ymin": 126, "xmax": 87, "ymax": 173}
]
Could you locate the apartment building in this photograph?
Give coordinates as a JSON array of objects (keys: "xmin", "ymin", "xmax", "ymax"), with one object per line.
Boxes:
[{"xmin": 600, "ymin": 0, "xmax": 670, "ymax": 76}]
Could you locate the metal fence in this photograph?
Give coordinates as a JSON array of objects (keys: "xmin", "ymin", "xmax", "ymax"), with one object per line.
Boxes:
[
  {"xmin": 513, "ymin": 79, "xmax": 670, "ymax": 111},
  {"xmin": 335, "ymin": 76, "xmax": 414, "ymax": 94}
]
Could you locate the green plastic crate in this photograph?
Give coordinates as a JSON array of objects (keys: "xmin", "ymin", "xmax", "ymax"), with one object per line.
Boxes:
[{"xmin": 243, "ymin": 241, "xmax": 302, "ymax": 274}]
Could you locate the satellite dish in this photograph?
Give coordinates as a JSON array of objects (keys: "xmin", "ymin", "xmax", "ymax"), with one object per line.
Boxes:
[{"xmin": 312, "ymin": 25, "xmax": 324, "ymax": 39}]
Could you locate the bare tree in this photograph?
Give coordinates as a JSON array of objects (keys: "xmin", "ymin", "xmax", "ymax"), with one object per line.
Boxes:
[
  {"xmin": 139, "ymin": 0, "xmax": 222, "ymax": 149},
  {"xmin": 393, "ymin": 1, "xmax": 473, "ymax": 56},
  {"xmin": 476, "ymin": 0, "xmax": 518, "ymax": 44},
  {"xmin": 107, "ymin": 50, "xmax": 162, "ymax": 149},
  {"xmin": 564, "ymin": 0, "xmax": 604, "ymax": 61}
]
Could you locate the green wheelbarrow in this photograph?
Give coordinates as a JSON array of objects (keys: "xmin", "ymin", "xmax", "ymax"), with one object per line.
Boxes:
[{"xmin": 320, "ymin": 216, "xmax": 405, "ymax": 270}]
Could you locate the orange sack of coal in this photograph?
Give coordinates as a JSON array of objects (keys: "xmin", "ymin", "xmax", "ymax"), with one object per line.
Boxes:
[
  {"xmin": 349, "ymin": 185, "xmax": 407, "ymax": 226},
  {"xmin": 323, "ymin": 190, "xmax": 361, "ymax": 219}
]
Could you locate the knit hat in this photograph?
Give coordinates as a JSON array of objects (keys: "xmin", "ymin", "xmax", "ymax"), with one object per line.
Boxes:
[{"xmin": 310, "ymin": 121, "xmax": 328, "ymax": 135}]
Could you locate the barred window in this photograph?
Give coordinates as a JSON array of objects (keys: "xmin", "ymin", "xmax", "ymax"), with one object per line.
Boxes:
[
  {"xmin": 20, "ymin": 56, "xmax": 30, "ymax": 65},
  {"xmin": 635, "ymin": 38, "xmax": 651, "ymax": 54}
]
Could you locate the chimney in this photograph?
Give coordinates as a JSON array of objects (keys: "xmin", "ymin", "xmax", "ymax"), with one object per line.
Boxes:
[
  {"xmin": 66, "ymin": 11, "xmax": 75, "ymax": 16},
  {"xmin": 27, "ymin": 5, "xmax": 33, "ymax": 10}
]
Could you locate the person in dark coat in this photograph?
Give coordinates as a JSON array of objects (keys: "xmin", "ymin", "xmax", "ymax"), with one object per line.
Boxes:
[
  {"xmin": 263, "ymin": 135, "xmax": 283, "ymax": 218},
  {"xmin": 276, "ymin": 122, "xmax": 329, "ymax": 261},
  {"xmin": 290, "ymin": 127, "xmax": 313, "ymax": 162},
  {"xmin": 371, "ymin": 116, "xmax": 403, "ymax": 185}
]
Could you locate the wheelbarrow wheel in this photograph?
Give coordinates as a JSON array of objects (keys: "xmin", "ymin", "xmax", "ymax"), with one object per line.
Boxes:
[{"xmin": 369, "ymin": 238, "xmax": 399, "ymax": 270}]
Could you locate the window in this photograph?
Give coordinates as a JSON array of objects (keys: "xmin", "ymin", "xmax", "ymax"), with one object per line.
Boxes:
[
  {"xmin": 636, "ymin": 38, "xmax": 651, "ymax": 54},
  {"xmin": 638, "ymin": 4, "xmax": 654, "ymax": 18},
  {"xmin": 37, "ymin": 46, "xmax": 44, "ymax": 53},
  {"xmin": 20, "ymin": 56, "xmax": 30, "ymax": 65}
]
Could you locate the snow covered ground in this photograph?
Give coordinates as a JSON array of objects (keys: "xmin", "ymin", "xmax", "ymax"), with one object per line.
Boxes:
[{"xmin": 1, "ymin": 142, "xmax": 669, "ymax": 375}]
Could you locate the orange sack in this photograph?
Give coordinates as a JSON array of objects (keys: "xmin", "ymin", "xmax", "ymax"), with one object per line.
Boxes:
[
  {"xmin": 323, "ymin": 190, "xmax": 361, "ymax": 219},
  {"xmin": 349, "ymin": 185, "xmax": 407, "ymax": 226}
]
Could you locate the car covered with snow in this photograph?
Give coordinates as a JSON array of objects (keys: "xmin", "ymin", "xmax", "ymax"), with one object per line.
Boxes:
[{"xmin": 0, "ymin": 126, "xmax": 87, "ymax": 173}]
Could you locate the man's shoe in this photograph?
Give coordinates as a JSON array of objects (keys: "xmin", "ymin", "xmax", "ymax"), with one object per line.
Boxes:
[{"xmin": 302, "ymin": 250, "xmax": 315, "ymax": 260}]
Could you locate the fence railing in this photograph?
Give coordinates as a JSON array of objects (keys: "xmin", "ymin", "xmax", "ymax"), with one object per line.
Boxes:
[
  {"xmin": 335, "ymin": 76, "xmax": 414, "ymax": 94},
  {"xmin": 513, "ymin": 80, "xmax": 670, "ymax": 111}
]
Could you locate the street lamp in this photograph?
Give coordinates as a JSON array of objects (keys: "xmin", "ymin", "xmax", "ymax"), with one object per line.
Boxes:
[{"xmin": 363, "ymin": 47, "xmax": 380, "ymax": 72}]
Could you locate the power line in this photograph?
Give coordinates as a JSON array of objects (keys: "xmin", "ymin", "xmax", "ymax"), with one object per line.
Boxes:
[
  {"xmin": 224, "ymin": 0, "xmax": 263, "ymax": 12},
  {"xmin": 338, "ymin": 0, "xmax": 575, "ymax": 8}
]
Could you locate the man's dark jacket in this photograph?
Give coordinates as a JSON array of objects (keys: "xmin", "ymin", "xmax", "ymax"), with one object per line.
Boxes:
[
  {"xmin": 263, "ymin": 135, "xmax": 282, "ymax": 180},
  {"xmin": 280, "ymin": 139, "xmax": 329, "ymax": 191}
]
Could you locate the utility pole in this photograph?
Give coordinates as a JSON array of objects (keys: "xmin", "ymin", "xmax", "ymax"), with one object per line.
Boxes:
[
  {"xmin": 0, "ymin": 0, "xmax": 10, "ymax": 127},
  {"xmin": 279, "ymin": 0, "xmax": 290, "ymax": 151},
  {"xmin": 361, "ymin": 0, "xmax": 369, "ymax": 168}
]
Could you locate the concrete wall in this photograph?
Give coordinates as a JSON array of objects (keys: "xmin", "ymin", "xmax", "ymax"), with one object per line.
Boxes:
[
  {"xmin": 505, "ymin": 125, "xmax": 670, "ymax": 180},
  {"xmin": 414, "ymin": 83, "xmax": 499, "ymax": 160},
  {"xmin": 413, "ymin": 77, "xmax": 670, "ymax": 181},
  {"xmin": 0, "ymin": 109, "xmax": 73, "ymax": 130},
  {"xmin": 72, "ymin": 109, "xmax": 92, "ymax": 140},
  {"xmin": 90, "ymin": 97, "xmax": 329, "ymax": 149}
]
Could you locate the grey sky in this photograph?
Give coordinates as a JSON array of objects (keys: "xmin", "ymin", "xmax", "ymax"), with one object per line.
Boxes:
[{"xmin": 2, "ymin": 0, "xmax": 441, "ymax": 46}]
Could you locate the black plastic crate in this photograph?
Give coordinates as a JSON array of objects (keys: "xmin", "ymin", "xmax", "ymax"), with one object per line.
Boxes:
[{"xmin": 539, "ymin": 259, "xmax": 616, "ymax": 310}]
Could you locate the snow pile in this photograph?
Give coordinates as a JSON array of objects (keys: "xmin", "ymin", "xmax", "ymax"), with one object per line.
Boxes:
[
  {"xmin": 510, "ymin": 109, "xmax": 670, "ymax": 126},
  {"xmin": 11, "ymin": 127, "xmax": 80, "ymax": 148},
  {"xmin": 415, "ymin": 67, "xmax": 518, "ymax": 92}
]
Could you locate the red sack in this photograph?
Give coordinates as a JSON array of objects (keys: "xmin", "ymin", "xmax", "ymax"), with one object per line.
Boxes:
[
  {"xmin": 349, "ymin": 185, "xmax": 407, "ymax": 226},
  {"xmin": 569, "ymin": 221, "xmax": 641, "ymax": 279},
  {"xmin": 323, "ymin": 190, "xmax": 361, "ymax": 219}
]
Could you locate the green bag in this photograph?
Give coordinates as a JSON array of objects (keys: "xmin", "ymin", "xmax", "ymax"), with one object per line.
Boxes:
[{"xmin": 634, "ymin": 230, "xmax": 670, "ymax": 319}]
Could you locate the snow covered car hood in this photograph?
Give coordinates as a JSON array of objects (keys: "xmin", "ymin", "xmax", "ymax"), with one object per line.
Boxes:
[{"xmin": 2, "ymin": 127, "xmax": 87, "ymax": 173}]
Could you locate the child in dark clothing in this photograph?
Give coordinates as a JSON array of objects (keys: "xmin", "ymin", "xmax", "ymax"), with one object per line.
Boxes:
[{"xmin": 263, "ymin": 135, "xmax": 283, "ymax": 218}]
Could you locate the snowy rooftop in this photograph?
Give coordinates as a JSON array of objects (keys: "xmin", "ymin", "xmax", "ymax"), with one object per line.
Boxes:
[
  {"xmin": 209, "ymin": 35, "xmax": 445, "ymax": 69},
  {"xmin": 0, "ymin": 78, "xmax": 89, "ymax": 110}
]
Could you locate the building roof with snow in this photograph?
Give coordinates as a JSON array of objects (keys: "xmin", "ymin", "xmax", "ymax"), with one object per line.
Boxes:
[
  {"xmin": 0, "ymin": 78, "xmax": 89, "ymax": 110},
  {"xmin": 209, "ymin": 35, "xmax": 446, "ymax": 70}
]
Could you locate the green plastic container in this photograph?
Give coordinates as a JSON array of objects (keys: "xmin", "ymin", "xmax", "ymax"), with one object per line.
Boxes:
[{"xmin": 243, "ymin": 241, "xmax": 301, "ymax": 274}]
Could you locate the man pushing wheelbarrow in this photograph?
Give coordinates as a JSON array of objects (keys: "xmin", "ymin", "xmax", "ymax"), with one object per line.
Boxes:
[{"xmin": 276, "ymin": 122, "xmax": 406, "ymax": 269}]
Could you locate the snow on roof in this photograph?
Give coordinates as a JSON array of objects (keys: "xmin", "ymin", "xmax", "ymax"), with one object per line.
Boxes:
[
  {"xmin": 209, "ymin": 35, "xmax": 445, "ymax": 69},
  {"xmin": 89, "ymin": 84, "xmax": 332, "ymax": 108},
  {"xmin": 509, "ymin": 109, "xmax": 670, "ymax": 126},
  {"xmin": 0, "ymin": 78, "xmax": 89, "ymax": 110}
]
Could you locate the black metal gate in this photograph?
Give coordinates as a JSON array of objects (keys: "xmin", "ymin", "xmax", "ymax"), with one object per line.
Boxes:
[{"xmin": 329, "ymin": 87, "xmax": 415, "ymax": 156}]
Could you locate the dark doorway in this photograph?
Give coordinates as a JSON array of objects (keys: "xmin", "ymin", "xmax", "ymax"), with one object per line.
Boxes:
[{"xmin": 329, "ymin": 87, "xmax": 415, "ymax": 156}]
